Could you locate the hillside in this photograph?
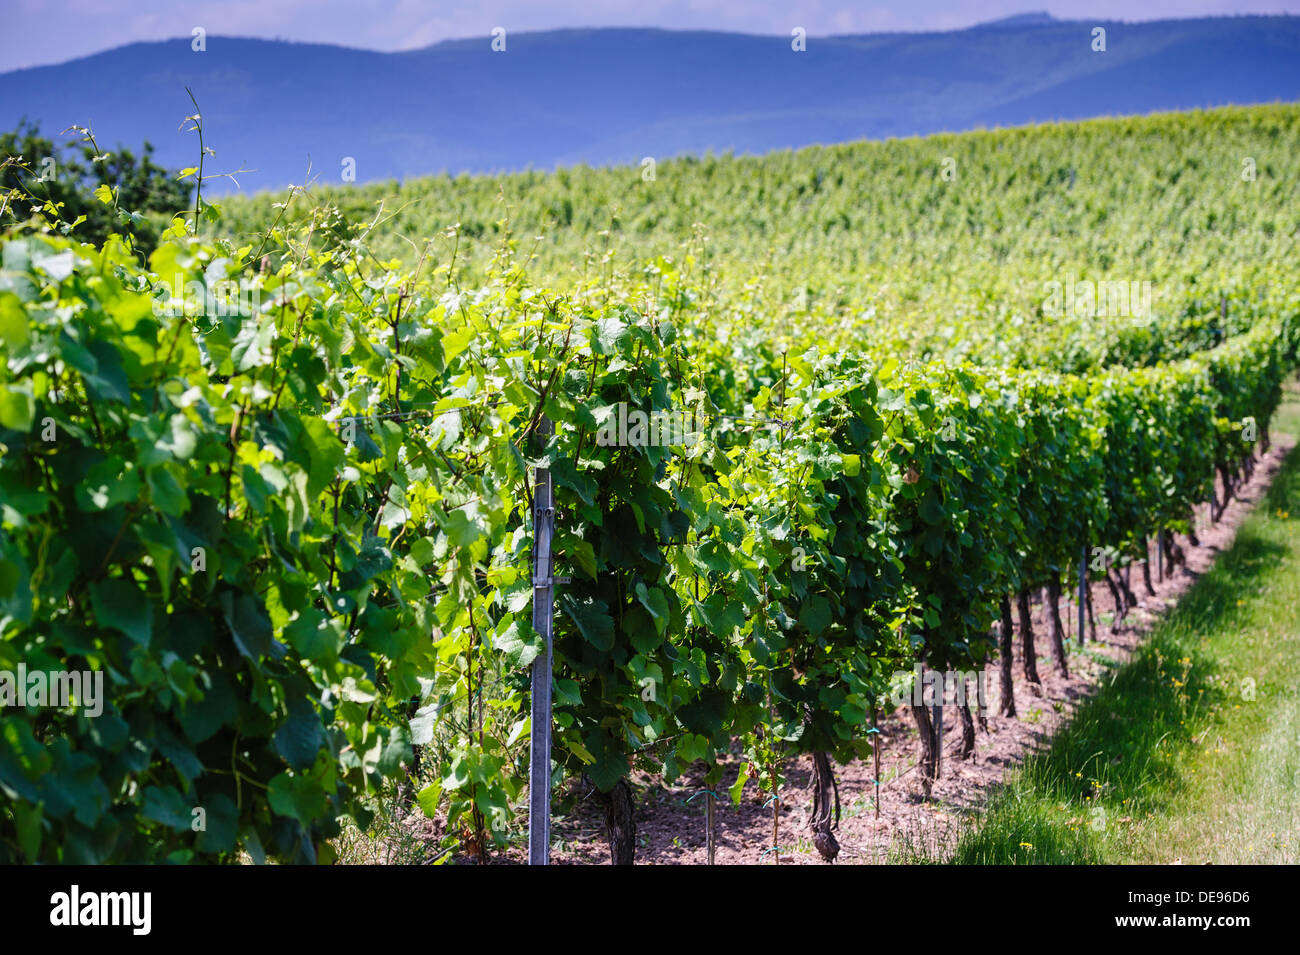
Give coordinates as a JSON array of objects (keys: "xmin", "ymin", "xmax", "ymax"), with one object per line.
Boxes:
[
  {"xmin": 1, "ymin": 15, "xmax": 1298, "ymax": 193},
  {"xmin": 216, "ymin": 103, "xmax": 1300, "ymax": 376}
]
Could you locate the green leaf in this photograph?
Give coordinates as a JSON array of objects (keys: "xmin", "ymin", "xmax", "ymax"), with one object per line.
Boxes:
[
  {"xmin": 298, "ymin": 416, "xmax": 346, "ymax": 499},
  {"xmin": 729, "ymin": 764, "xmax": 750, "ymax": 805},
  {"xmin": 284, "ymin": 612, "xmax": 342, "ymax": 661},
  {"xmin": 90, "ymin": 578, "xmax": 152, "ymax": 645},
  {"xmin": 231, "ymin": 317, "xmax": 275, "ymax": 371},
  {"xmin": 566, "ymin": 538, "xmax": 599, "ymax": 579},
  {"xmin": 410, "ymin": 701, "xmax": 440, "ymax": 746},
  {"xmin": 12, "ymin": 801, "xmax": 41, "ymax": 860},
  {"xmin": 220, "ymin": 591, "xmax": 272, "ymax": 659},
  {"xmin": 559, "ymin": 594, "xmax": 614, "ymax": 651},
  {"xmin": 0, "ymin": 293, "xmax": 28, "ymax": 349},
  {"xmin": 565, "ymin": 738, "xmax": 596, "ymax": 765},
  {"xmin": 635, "ymin": 583, "xmax": 670, "ymax": 636},
  {"xmin": 591, "ymin": 317, "xmax": 629, "ymax": 356},
  {"xmin": 273, "ymin": 698, "xmax": 325, "ymax": 771},
  {"xmin": 267, "ymin": 772, "xmax": 327, "ymax": 827},
  {"xmin": 439, "ymin": 507, "xmax": 487, "ymax": 548},
  {"xmin": 0, "ymin": 559, "xmax": 20, "ymax": 599},
  {"xmin": 584, "ymin": 730, "xmax": 629, "ymax": 791},
  {"xmin": 377, "ymin": 726, "xmax": 411, "ymax": 776},
  {"xmin": 141, "ymin": 785, "xmax": 192, "ymax": 831},
  {"xmin": 267, "ymin": 774, "xmax": 301, "ymax": 822},
  {"xmin": 417, "ymin": 781, "xmax": 443, "ymax": 818},
  {"xmin": 920, "ymin": 490, "xmax": 947, "ymax": 525},
  {"xmin": 797, "ymin": 594, "xmax": 832, "ymax": 635},
  {"xmin": 624, "ymin": 605, "xmax": 662, "ymax": 654},
  {"xmin": 0, "ymin": 384, "xmax": 35, "ymax": 431},
  {"xmin": 146, "ymin": 466, "xmax": 189, "ymax": 516},
  {"xmin": 177, "ymin": 674, "xmax": 237, "ymax": 743},
  {"xmin": 496, "ymin": 619, "xmax": 544, "ymax": 668},
  {"xmin": 554, "ymin": 678, "xmax": 582, "ymax": 706}
]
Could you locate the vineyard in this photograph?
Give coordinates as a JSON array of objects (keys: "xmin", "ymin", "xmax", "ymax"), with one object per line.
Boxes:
[{"xmin": 1, "ymin": 102, "xmax": 1298, "ymax": 864}]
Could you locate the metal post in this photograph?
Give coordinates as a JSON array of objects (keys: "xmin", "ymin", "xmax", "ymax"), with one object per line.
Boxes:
[
  {"xmin": 529, "ymin": 416, "xmax": 555, "ymax": 865},
  {"xmin": 1077, "ymin": 546, "xmax": 1087, "ymax": 646},
  {"xmin": 705, "ymin": 792, "xmax": 716, "ymax": 865}
]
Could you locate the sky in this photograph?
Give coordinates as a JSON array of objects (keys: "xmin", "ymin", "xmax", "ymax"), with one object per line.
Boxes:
[{"xmin": 3, "ymin": 0, "xmax": 1298, "ymax": 72}]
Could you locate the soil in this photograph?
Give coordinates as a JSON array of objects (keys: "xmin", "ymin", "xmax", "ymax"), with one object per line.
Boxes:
[{"xmin": 441, "ymin": 438, "xmax": 1292, "ymax": 865}]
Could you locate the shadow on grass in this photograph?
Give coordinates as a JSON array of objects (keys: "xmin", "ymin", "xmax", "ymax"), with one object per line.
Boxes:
[{"xmin": 935, "ymin": 447, "xmax": 1300, "ymax": 865}]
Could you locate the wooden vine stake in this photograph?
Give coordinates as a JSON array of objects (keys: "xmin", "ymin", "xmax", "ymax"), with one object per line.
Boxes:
[
  {"xmin": 933, "ymin": 698, "xmax": 943, "ymax": 782},
  {"xmin": 771, "ymin": 792, "xmax": 780, "ymax": 866}
]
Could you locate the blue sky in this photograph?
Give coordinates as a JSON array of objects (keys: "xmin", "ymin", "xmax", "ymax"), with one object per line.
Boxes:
[{"xmin": 3, "ymin": 0, "xmax": 1297, "ymax": 71}]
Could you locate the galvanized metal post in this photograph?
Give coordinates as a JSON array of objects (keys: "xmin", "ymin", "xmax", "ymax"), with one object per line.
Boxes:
[
  {"xmin": 529, "ymin": 416, "xmax": 555, "ymax": 865},
  {"xmin": 705, "ymin": 792, "xmax": 716, "ymax": 865},
  {"xmin": 1077, "ymin": 546, "xmax": 1087, "ymax": 646}
]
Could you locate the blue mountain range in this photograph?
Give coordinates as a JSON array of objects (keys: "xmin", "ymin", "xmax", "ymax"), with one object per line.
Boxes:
[{"xmin": 1, "ymin": 13, "xmax": 1298, "ymax": 194}]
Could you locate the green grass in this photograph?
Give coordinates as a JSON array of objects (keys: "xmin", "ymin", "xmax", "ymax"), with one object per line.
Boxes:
[{"xmin": 934, "ymin": 391, "xmax": 1300, "ymax": 865}]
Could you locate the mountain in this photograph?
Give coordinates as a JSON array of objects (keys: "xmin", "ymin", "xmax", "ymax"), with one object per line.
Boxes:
[
  {"xmin": 1, "ymin": 15, "xmax": 1298, "ymax": 195},
  {"xmin": 969, "ymin": 12, "xmax": 1059, "ymax": 29}
]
